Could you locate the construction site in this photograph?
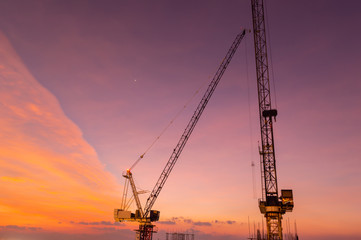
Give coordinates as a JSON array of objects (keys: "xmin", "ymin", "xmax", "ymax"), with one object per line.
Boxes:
[
  {"xmin": 1, "ymin": 1, "xmax": 360, "ymax": 240},
  {"xmin": 114, "ymin": 1, "xmax": 296, "ymax": 240}
]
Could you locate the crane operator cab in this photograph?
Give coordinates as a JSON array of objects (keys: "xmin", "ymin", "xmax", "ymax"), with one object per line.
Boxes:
[
  {"xmin": 149, "ymin": 210, "xmax": 160, "ymax": 222},
  {"xmin": 258, "ymin": 189, "xmax": 294, "ymax": 214},
  {"xmin": 281, "ymin": 189, "xmax": 294, "ymax": 212}
]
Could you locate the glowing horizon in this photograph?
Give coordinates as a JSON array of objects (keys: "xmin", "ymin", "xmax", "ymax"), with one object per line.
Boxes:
[{"xmin": 0, "ymin": 1, "xmax": 360, "ymax": 240}]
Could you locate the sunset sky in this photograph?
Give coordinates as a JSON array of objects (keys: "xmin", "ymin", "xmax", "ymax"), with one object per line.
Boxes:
[{"xmin": 0, "ymin": 1, "xmax": 360, "ymax": 240}]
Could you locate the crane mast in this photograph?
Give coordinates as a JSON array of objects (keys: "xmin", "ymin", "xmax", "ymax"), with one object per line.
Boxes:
[
  {"xmin": 250, "ymin": 0, "xmax": 294, "ymax": 239},
  {"xmin": 251, "ymin": 0, "xmax": 278, "ymax": 205},
  {"xmin": 115, "ymin": 30, "xmax": 247, "ymax": 240}
]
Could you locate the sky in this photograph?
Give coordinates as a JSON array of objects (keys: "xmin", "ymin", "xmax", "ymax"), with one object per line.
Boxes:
[{"xmin": 0, "ymin": 0, "xmax": 360, "ymax": 240}]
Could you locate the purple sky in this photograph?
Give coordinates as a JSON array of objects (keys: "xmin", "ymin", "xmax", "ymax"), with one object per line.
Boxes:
[{"xmin": 0, "ymin": 0, "xmax": 361, "ymax": 239}]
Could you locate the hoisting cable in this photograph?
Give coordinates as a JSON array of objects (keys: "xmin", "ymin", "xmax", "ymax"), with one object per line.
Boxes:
[
  {"xmin": 129, "ymin": 77, "xmax": 210, "ymax": 171},
  {"xmin": 245, "ymin": 33, "xmax": 257, "ymax": 199}
]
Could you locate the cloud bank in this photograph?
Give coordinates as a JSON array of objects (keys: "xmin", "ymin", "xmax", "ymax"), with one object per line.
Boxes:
[{"xmin": 0, "ymin": 31, "xmax": 121, "ymax": 231}]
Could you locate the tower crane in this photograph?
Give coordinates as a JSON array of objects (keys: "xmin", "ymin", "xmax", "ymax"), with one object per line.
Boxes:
[
  {"xmin": 250, "ymin": 1, "xmax": 294, "ymax": 239},
  {"xmin": 114, "ymin": 29, "xmax": 247, "ymax": 240}
]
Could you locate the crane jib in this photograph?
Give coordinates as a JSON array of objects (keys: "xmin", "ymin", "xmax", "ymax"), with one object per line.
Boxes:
[{"xmin": 143, "ymin": 29, "xmax": 247, "ymax": 218}]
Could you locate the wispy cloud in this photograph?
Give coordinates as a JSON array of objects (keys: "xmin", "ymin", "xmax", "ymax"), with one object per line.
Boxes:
[
  {"xmin": 214, "ymin": 220, "xmax": 237, "ymax": 225},
  {"xmin": 160, "ymin": 216, "xmax": 240, "ymax": 228},
  {"xmin": 72, "ymin": 221, "xmax": 123, "ymax": 226},
  {"xmin": 193, "ymin": 221, "xmax": 212, "ymax": 226},
  {"xmin": 0, "ymin": 31, "xmax": 121, "ymax": 231},
  {"xmin": 0, "ymin": 225, "xmax": 43, "ymax": 231},
  {"xmin": 0, "ymin": 229, "xmax": 135, "ymax": 240},
  {"xmin": 0, "ymin": 225, "xmax": 26, "ymax": 230},
  {"xmin": 158, "ymin": 220, "xmax": 176, "ymax": 225}
]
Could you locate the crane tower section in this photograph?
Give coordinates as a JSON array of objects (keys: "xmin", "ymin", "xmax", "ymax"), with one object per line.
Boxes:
[
  {"xmin": 251, "ymin": 0, "xmax": 278, "ymax": 204},
  {"xmin": 251, "ymin": 0, "xmax": 294, "ymax": 239}
]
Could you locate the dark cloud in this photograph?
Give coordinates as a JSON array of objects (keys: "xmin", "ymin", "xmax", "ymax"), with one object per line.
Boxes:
[
  {"xmin": 158, "ymin": 221, "xmax": 176, "ymax": 225},
  {"xmin": 193, "ymin": 221, "xmax": 212, "ymax": 226},
  {"xmin": 0, "ymin": 229, "xmax": 135, "ymax": 240},
  {"xmin": 100, "ymin": 221, "xmax": 116, "ymax": 225},
  {"xmin": 0, "ymin": 225, "xmax": 26, "ymax": 230},
  {"xmin": 214, "ymin": 220, "xmax": 237, "ymax": 225},
  {"xmin": 78, "ymin": 222, "xmax": 90, "ymax": 225},
  {"xmin": 159, "ymin": 217, "xmax": 237, "ymax": 228},
  {"xmin": 183, "ymin": 219, "xmax": 193, "ymax": 224},
  {"xmin": 28, "ymin": 227, "xmax": 43, "ymax": 231},
  {"xmin": 0, "ymin": 225, "xmax": 42, "ymax": 231},
  {"xmin": 72, "ymin": 221, "xmax": 123, "ymax": 226},
  {"xmin": 167, "ymin": 217, "xmax": 212, "ymax": 227},
  {"xmin": 160, "ymin": 217, "xmax": 213, "ymax": 227}
]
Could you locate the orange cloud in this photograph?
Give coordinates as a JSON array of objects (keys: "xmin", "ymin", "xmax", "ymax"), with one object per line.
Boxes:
[{"xmin": 0, "ymin": 31, "xmax": 121, "ymax": 232}]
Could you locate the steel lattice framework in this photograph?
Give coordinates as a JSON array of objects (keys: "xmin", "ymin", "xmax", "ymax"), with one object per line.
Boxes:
[
  {"xmin": 136, "ymin": 224, "xmax": 155, "ymax": 240},
  {"xmin": 251, "ymin": 0, "xmax": 283, "ymax": 239},
  {"xmin": 143, "ymin": 29, "xmax": 247, "ymax": 218},
  {"xmin": 251, "ymin": 0, "xmax": 278, "ymax": 202},
  {"xmin": 115, "ymin": 30, "xmax": 248, "ymax": 240}
]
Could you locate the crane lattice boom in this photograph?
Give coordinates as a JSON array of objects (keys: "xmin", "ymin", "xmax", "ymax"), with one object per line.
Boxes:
[
  {"xmin": 143, "ymin": 29, "xmax": 247, "ymax": 218},
  {"xmin": 115, "ymin": 30, "xmax": 247, "ymax": 240}
]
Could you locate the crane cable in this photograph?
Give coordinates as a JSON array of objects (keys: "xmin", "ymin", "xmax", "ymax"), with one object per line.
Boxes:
[
  {"xmin": 245, "ymin": 32, "xmax": 257, "ymax": 199},
  {"xmin": 129, "ymin": 78, "xmax": 209, "ymax": 171}
]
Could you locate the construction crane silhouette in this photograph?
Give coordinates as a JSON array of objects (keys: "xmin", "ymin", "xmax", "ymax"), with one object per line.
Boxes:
[
  {"xmin": 250, "ymin": 0, "xmax": 294, "ymax": 239},
  {"xmin": 114, "ymin": 30, "xmax": 247, "ymax": 240}
]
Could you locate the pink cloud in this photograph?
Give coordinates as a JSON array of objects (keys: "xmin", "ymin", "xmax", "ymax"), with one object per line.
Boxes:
[{"xmin": 0, "ymin": 31, "xmax": 122, "ymax": 231}]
